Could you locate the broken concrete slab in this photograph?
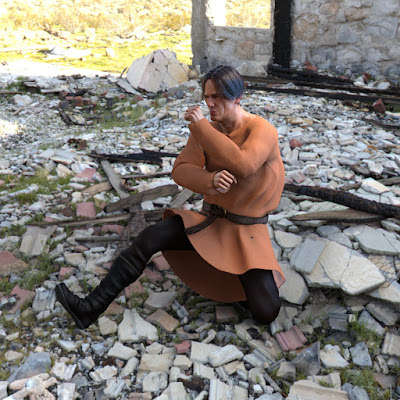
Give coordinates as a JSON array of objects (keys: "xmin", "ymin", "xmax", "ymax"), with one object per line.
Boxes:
[
  {"xmin": 126, "ymin": 49, "xmax": 190, "ymax": 93},
  {"xmin": 287, "ymin": 380, "xmax": 350, "ymax": 400},
  {"xmin": 353, "ymin": 225, "xmax": 400, "ymax": 255},
  {"xmin": 19, "ymin": 226, "xmax": 56, "ymax": 257},
  {"xmin": 290, "ymin": 234, "xmax": 326, "ymax": 275},
  {"xmin": 279, "ymin": 262, "xmax": 309, "ymax": 305},
  {"xmin": 304, "ymin": 240, "xmax": 386, "ymax": 295}
]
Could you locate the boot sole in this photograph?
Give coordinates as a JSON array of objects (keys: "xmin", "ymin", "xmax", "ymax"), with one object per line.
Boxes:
[{"xmin": 55, "ymin": 284, "xmax": 87, "ymax": 330}]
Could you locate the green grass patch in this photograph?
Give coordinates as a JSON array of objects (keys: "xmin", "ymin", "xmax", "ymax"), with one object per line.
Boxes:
[
  {"xmin": 0, "ymin": 224, "xmax": 27, "ymax": 239},
  {"xmin": 340, "ymin": 369, "xmax": 391, "ymax": 400},
  {"xmin": 18, "ymin": 253, "xmax": 58, "ymax": 291},
  {"xmin": 348, "ymin": 317, "xmax": 384, "ymax": 349}
]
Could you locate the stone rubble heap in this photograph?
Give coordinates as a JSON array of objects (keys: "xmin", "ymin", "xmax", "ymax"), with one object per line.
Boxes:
[{"xmin": 0, "ymin": 64, "xmax": 399, "ymax": 400}]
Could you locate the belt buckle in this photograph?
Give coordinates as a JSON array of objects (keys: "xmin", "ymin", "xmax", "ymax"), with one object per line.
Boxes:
[{"xmin": 220, "ymin": 206, "xmax": 227, "ymax": 218}]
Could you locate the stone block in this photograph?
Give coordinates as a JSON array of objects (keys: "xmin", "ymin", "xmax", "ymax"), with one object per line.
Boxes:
[
  {"xmin": 287, "ymin": 380, "xmax": 349, "ymax": 400},
  {"xmin": 126, "ymin": 49, "xmax": 190, "ymax": 93}
]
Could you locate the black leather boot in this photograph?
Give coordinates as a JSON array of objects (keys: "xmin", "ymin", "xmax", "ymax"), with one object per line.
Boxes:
[
  {"xmin": 55, "ymin": 246, "xmax": 145, "ymax": 329},
  {"xmin": 55, "ymin": 216, "xmax": 193, "ymax": 329}
]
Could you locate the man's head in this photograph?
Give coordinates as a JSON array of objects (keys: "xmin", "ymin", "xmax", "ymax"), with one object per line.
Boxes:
[
  {"xmin": 202, "ymin": 65, "xmax": 245, "ymax": 102},
  {"xmin": 202, "ymin": 65, "xmax": 245, "ymax": 123}
]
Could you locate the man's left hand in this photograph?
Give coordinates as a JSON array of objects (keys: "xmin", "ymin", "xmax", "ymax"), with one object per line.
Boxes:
[{"xmin": 184, "ymin": 106, "xmax": 204, "ymax": 123}]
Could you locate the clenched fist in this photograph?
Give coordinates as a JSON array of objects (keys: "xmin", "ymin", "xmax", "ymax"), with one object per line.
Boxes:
[
  {"xmin": 212, "ymin": 170, "xmax": 237, "ymax": 193},
  {"xmin": 184, "ymin": 106, "xmax": 204, "ymax": 123}
]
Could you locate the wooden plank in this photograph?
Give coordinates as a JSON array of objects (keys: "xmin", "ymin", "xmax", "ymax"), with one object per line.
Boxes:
[
  {"xmin": 83, "ymin": 181, "xmax": 113, "ymax": 196},
  {"xmin": 30, "ymin": 213, "xmax": 132, "ymax": 227},
  {"xmin": 169, "ymin": 188, "xmax": 193, "ymax": 208},
  {"xmin": 289, "ymin": 209, "xmax": 384, "ymax": 222},
  {"xmin": 105, "ymin": 184, "xmax": 180, "ymax": 213},
  {"xmin": 101, "ymin": 160, "xmax": 130, "ymax": 199}
]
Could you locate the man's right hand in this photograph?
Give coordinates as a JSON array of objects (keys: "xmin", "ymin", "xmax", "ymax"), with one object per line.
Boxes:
[{"xmin": 212, "ymin": 170, "xmax": 237, "ymax": 193}]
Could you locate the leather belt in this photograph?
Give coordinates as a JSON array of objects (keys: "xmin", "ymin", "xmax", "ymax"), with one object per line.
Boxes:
[{"xmin": 184, "ymin": 201, "xmax": 269, "ymax": 235}]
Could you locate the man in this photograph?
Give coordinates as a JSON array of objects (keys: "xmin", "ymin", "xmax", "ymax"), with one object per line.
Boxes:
[{"xmin": 55, "ymin": 65, "xmax": 285, "ymax": 329}]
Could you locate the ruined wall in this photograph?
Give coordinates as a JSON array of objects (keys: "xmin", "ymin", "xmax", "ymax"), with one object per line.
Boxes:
[
  {"xmin": 193, "ymin": 0, "xmax": 400, "ymax": 77},
  {"xmin": 192, "ymin": 0, "xmax": 274, "ymax": 72},
  {"xmin": 292, "ymin": 0, "xmax": 400, "ymax": 76}
]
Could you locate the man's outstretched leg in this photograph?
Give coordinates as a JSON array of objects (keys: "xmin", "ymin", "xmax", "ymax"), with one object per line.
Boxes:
[{"xmin": 55, "ymin": 216, "xmax": 193, "ymax": 329}]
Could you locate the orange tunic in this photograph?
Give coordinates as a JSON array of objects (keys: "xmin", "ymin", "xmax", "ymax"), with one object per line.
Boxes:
[{"xmin": 162, "ymin": 115, "xmax": 285, "ymax": 302}]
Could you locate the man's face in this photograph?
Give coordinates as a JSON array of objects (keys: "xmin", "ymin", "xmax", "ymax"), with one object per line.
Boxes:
[{"xmin": 204, "ymin": 79, "xmax": 237, "ymax": 123}]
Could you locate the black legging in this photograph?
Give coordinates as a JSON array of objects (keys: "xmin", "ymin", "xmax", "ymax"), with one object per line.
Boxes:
[{"xmin": 132, "ymin": 215, "xmax": 281, "ymax": 325}]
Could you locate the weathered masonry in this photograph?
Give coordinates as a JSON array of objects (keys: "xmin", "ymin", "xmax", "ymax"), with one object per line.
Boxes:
[{"xmin": 192, "ymin": 0, "xmax": 400, "ymax": 77}]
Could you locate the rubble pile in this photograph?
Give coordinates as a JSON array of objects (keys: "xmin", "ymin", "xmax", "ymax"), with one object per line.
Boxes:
[{"xmin": 0, "ymin": 62, "xmax": 399, "ymax": 400}]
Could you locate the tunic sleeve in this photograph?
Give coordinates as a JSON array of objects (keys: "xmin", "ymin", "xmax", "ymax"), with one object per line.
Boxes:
[
  {"xmin": 171, "ymin": 134, "xmax": 216, "ymax": 195},
  {"xmin": 188, "ymin": 117, "xmax": 278, "ymax": 179}
]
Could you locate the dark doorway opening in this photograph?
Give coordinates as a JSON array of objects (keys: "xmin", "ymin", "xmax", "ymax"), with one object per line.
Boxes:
[{"xmin": 273, "ymin": 0, "xmax": 292, "ymax": 68}]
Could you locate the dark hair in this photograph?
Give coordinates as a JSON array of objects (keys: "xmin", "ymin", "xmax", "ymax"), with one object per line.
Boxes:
[{"xmin": 202, "ymin": 65, "xmax": 245, "ymax": 101}]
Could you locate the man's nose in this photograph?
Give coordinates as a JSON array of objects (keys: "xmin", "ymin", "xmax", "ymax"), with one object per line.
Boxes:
[{"xmin": 204, "ymin": 98, "xmax": 214, "ymax": 107}]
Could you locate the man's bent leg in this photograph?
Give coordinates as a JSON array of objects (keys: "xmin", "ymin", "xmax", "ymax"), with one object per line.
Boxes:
[
  {"xmin": 238, "ymin": 269, "xmax": 281, "ymax": 325},
  {"xmin": 56, "ymin": 216, "xmax": 193, "ymax": 329}
]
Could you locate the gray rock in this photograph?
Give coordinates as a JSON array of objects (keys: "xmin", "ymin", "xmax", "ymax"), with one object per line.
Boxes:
[
  {"xmin": 190, "ymin": 341, "xmax": 219, "ymax": 364},
  {"xmin": 193, "ymin": 362, "xmax": 216, "ymax": 380},
  {"xmin": 144, "ymin": 291, "xmax": 177, "ymax": 310},
  {"xmin": 291, "ymin": 342, "xmax": 321, "ymax": 376},
  {"xmin": 32, "ymin": 289, "xmax": 56, "ymax": 312},
  {"xmin": 7, "ymin": 352, "xmax": 52, "ymax": 383},
  {"xmin": 275, "ymin": 231, "xmax": 303, "ymax": 249},
  {"xmin": 57, "ymin": 382, "xmax": 76, "ymax": 400},
  {"xmin": 342, "ymin": 383, "xmax": 370, "ymax": 400},
  {"xmin": 276, "ymin": 361, "xmax": 296, "ymax": 380},
  {"xmin": 305, "ymin": 240, "xmax": 385, "ymax": 295},
  {"xmin": 89, "ymin": 365, "xmax": 117, "ymax": 382},
  {"xmin": 368, "ymin": 280, "xmax": 400, "ymax": 305},
  {"xmin": 142, "ymin": 371, "xmax": 168, "ymax": 392},
  {"xmin": 118, "ymin": 309, "xmax": 159, "ymax": 343},
  {"xmin": 350, "ymin": 342, "xmax": 372, "ymax": 367},
  {"xmin": 208, "ymin": 344, "xmax": 244, "ymax": 367},
  {"xmin": 0, "ymin": 382, "xmax": 8, "ymax": 398},
  {"xmin": 291, "ymin": 234, "xmax": 326, "ymax": 274},
  {"xmin": 257, "ymin": 394, "xmax": 284, "ymax": 400},
  {"xmin": 19, "ymin": 226, "xmax": 56, "ymax": 256},
  {"xmin": 154, "ymin": 382, "xmax": 188, "ymax": 400},
  {"xmin": 354, "ymin": 225, "xmax": 400, "ymax": 255},
  {"xmin": 287, "ymin": 380, "xmax": 350, "ymax": 399},
  {"xmin": 51, "ymin": 362, "xmax": 77, "ymax": 381},
  {"xmin": 279, "ymin": 262, "xmax": 309, "ymax": 305},
  {"xmin": 358, "ymin": 310, "xmax": 385, "ymax": 337},
  {"xmin": 366, "ymin": 301, "xmax": 399, "ymax": 326},
  {"xmin": 381, "ymin": 332, "xmax": 400, "ymax": 357},
  {"xmin": 107, "ymin": 342, "xmax": 137, "ymax": 360},
  {"xmin": 320, "ymin": 344, "xmax": 349, "ymax": 368}
]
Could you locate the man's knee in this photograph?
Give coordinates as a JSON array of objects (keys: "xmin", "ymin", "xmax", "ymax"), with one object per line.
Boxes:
[{"xmin": 252, "ymin": 296, "xmax": 281, "ymax": 325}]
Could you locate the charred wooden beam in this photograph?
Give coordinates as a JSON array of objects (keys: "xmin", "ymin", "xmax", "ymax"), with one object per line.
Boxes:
[
  {"xmin": 244, "ymin": 76, "xmax": 400, "ymax": 98},
  {"xmin": 363, "ymin": 117, "xmax": 400, "ymax": 133},
  {"xmin": 89, "ymin": 149, "xmax": 179, "ymax": 165},
  {"xmin": 289, "ymin": 209, "xmax": 383, "ymax": 223},
  {"xmin": 267, "ymin": 64, "xmax": 353, "ymax": 85},
  {"xmin": 284, "ymin": 183, "xmax": 400, "ymax": 218},
  {"xmin": 247, "ymin": 85, "xmax": 400, "ymax": 105},
  {"xmin": 105, "ymin": 184, "xmax": 180, "ymax": 213}
]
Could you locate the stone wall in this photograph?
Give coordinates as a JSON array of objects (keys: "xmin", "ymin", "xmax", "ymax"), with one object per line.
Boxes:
[
  {"xmin": 191, "ymin": 0, "xmax": 274, "ymax": 72},
  {"xmin": 192, "ymin": 0, "xmax": 400, "ymax": 77},
  {"xmin": 292, "ymin": 0, "xmax": 400, "ymax": 76}
]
